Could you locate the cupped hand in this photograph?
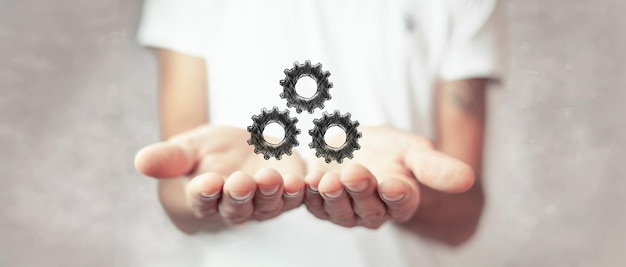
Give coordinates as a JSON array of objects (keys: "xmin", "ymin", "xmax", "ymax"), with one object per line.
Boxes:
[
  {"xmin": 304, "ymin": 126, "xmax": 475, "ymax": 229},
  {"xmin": 134, "ymin": 125, "xmax": 306, "ymax": 225}
]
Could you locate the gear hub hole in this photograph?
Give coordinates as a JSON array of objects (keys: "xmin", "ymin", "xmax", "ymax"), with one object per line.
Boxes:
[
  {"xmin": 324, "ymin": 126, "xmax": 347, "ymax": 148},
  {"xmin": 263, "ymin": 122, "xmax": 285, "ymax": 145},
  {"xmin": 295, "ymin": 76, "xmax": 317, "ymax": 99}
]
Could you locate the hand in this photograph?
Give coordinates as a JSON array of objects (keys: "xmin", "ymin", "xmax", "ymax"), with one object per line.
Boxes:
[
  {"xmin": 304, "ymin": 126, "xmax": 474, "ymax": 229},
  {"xmin": 134, "ymin": 125, "xmax": 306, "ymax": 229}
]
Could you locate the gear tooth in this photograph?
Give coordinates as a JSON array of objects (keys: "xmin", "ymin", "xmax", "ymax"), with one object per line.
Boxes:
[
  {"xmin": 357, "ymin": 132, "xmax": 362, "ymax": 138},
  {"xmin": 355, "ymin": 144, "xmax": 361, "ymax": 150},
  {"xmin": 286, "ymin": 150, "xmax": 292, "ymax": 156},
  {"xmin": 296, "ymin": 107, "xmax": 302, "ymax": 113},
  {"xmin": 247, "ymin": 139, "xmax": 253, "ymax": 145},
  {"xmin": 324, "ymin": 71, "xmax": 331, "ymax": 77},
  {"xmin": 272, "ymin": 106, "xmax": 279, "ymax": 112},
  {"xmin": 334, "ymin": 110, "xmax": 340, "ymax": 116},
  {"xmin": 315, "ymin": 151, "xmax": 320, "ymax": 157},
  {"xmin": 337, "ymin": 158, "xmax": 343, "ymax": 164},
  {"xmin": 296, "ymin": 129, "xmax": 301, "ymax": 134},
  {"xmin": 304, "ymin": 60, "xmax": 311, "ymax": 67},
  {"xmin": 254, "ymin": 148, "xmax": 260, "ymax": 154},
  {"xmin": 345, "ymin": 113, "xmax": 351, "ymax": 120},
  {"xmin": 276, "ymin": 154, "xmax": 282, "ymax": 160},
  {"xmin": 325, "ymin": 158, "xmax": 332, "ymax": 163},
  {"xmin": 347, "ymin": 153, "xmax": 354, "ymax": 159},
  {"xmin": 308, "ymin": 129, "xmax": 315, "ymax": 135},
  {"xmin": 264, "ymin": 154, "xmax": 270, "ymax": 160},
  {"xmin": 328, "ymin": 81, "xmax": 333, "ymax": 88},
  {"xmin": 307, "ymin": 108, "xmax": 315, "ymax": 114},
  {"xmin": 279, "ymin": 92, "xmax": 285, "ymax": 98},
  {"xmin": 261, "ymin": 107, "xmax": 268, "ymax": 114},
  {"xmin": 354, "ymin": 121, "xmax": 360, "ymax": 127},
  {"xmin": 320, "ymin": 103, "xmax": 325, "ymax": 109},
  {"xmin": 293, "ymin": 140, "xmax": 299, "ymax": 146},
  {"xmin": 279, "ymin": 80, "xmax": 285, "ymax": 86},
  {"xmin": 247, "ymin": 126, "xmax": 253, "ymax": 132},
  {"xmin": 284, "ymin": 69, "xmax": 291, "ymax": 75}
]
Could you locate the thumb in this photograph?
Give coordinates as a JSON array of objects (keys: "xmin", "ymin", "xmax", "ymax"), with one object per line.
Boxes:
[
  {"xmin": 403, "ymin": 142, "xmax": 475, "ymax": 193},
  {"xmin": 134, "ymin": 142, "xmax": 196, "ymax": 179}
]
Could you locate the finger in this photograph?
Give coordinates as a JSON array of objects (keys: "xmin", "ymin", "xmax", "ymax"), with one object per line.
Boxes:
[
  {"xmin": 252, "ymin": 168, "xmax": 284, "ymax": 221},
  {"xmin": 304, "ymin": 170, "xmax": 329, "ymax": 220},
  {"xmin": 318, "ymin": 172, "xmax": 356, "ymax": 227},
  {"xmin": 219, "ymin": 171, "xmax": 256, "ymax": 224},
  {"xmin": 340, "ymin": 164, "xmax": 386, "ymax": 229},
  {"xmin": 134, "ymin": 142, "xmax": 196, "ymax": 179},
  {"xmin": 282, "ymin": 173, "xmax": 305, "ymax": 211},
  {"xmin": 187, "ymin": 173, "xmax": 225, "ymax": 218},
  {"xmin": 378, "ymin": 178, "xmax": 420, "ymax": 222},
  {"xmin": 404, "ymin": 140, "xmax": 475, "ymax": 193}
]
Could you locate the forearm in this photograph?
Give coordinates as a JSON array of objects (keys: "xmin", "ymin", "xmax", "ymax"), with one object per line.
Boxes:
[
  {"xmin": 401, "ymin": 78, "xmax": 487, "ymax": 246},
  {"xmin": 153, "ymin": 49, "xmax": 223, "ymax": 234},
  {"xmin": 156, "ymin": 49, "xmax": 209, "ymax": 139}
]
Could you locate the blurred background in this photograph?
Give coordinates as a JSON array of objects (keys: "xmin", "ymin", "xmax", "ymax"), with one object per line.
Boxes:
[{"xmin": 1, "ymin": 0, "xmax": 624, "ymax": 266}]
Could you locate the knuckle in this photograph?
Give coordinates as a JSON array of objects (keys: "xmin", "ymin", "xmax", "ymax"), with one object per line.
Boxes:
[
  {"xmin": 329, "ymin": 208, "xmax": 354, "ymax": 220},
  {"xmin": 193, "ymin": 207, "xmax": 218, "ymax": 218},
  {"xmin": 254, "ymin": 199, "xmax": 282, "ymax": 211},
  {"xmin": 305, "ymin": 206, "xmax": 329, "ymax": 220},
  {"xmin": 253, "ymin": 207, "xmax": 281, "ymax": 218},
  {"xmin": 281, "ymin": 203, "xmax": 299, "ymax": 212},
  {"xmin": 221, "ymin": 209, "xmax": 251, "ymax": 223},
  {"xmin": 361, "ymin": 221, "xmax": 385, "ymax": 230},
  {"xmin": 254, "ymin": 210, "xmax": 281, "ymax": 221},
  {"xmin": 357, "ymin": 208, "xmax": 386, "ymax": 221},
  {"xmin": 331, "ymin": 218, "xmax": 357, "ymax": 228},
  {"xmin": 390, "ymin": 212, "xmax": 412, "ymax": 222},
  {"xmin": 223, "ymin": 214, "xmax": 249, "ymax": 224}
]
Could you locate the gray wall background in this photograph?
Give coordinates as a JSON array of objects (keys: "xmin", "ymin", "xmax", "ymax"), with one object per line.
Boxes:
[{"xmin": 1, "ymin": 0, "xmax": 624, "ymax": 266}]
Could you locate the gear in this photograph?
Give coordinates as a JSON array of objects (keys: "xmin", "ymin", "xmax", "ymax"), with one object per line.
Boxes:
[
  {"xmin": 247, "ymin": 107, "xmax": 300, "ymax": 160},
  {"xmin": 279, "ymin": 60, "xmax": 333, "ymax": 114},
  {"xmin": 309, "ymin": 110, "xmax": 362, "ymax": 163}
]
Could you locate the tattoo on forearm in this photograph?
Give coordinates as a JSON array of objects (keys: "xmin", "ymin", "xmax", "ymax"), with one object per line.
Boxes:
[
  {"xmin": 447, "ymin": 80, "xmax": 486, "ymax": 118},
  {"xmin": 452, "ymin": 90, "xmax": 476, "ymax": 113}
]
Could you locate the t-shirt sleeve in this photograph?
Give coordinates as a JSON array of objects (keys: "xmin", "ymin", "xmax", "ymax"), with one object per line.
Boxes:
[
  {"xmin": 137, "ymin": 0, "xmax": 214, "ymax": 57},
  {"xmin": 439, "ymin": 0, "xmax": 506, "ymax": 82}
]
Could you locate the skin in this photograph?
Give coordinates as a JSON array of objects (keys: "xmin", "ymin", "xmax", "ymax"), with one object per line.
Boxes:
[{"xmin": 135, "ymin": 49, "xmax": 487, "ymax": 245}]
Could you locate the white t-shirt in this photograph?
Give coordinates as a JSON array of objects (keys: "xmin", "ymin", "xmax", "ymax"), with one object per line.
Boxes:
[{"xmin": 138, "ymin": 0, "xmax": 503, "ymax": 266}]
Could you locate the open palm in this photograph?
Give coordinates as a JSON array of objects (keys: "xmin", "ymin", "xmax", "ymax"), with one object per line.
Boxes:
[
  {"xmin": 304, "ymin": 126, "xmax": 475, "ymax": 229},
  {"xmin": 135, "ymin": 125, "xmax": 306, "ymax": 225}
]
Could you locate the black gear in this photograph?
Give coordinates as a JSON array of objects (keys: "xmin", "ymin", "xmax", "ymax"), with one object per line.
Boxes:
[
  {"xmin": 247, "ymin": 107, "xmax": 300, "ymax": 160},
  {"xmin": 309, "ymin": 110, "xmax": 362, "ymax": 163},
  {"xmin": 279, "ymin": 60, "xmax": 333, "ymax": 114}
]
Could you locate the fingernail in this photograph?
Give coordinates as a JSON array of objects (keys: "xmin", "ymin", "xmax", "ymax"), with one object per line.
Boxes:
[
  {"xmin": 259, "ymin": 185, "xmax": 280, "ymax": 196},
  {"xmin": 308, "ymin": 185, "xmax": 318, "ymax": 192},
  {"xmin": 230, "ymin": 190, "xmax": 254, "ymax": 201},
  {"xmin": 323, "ymin": 188, "xmax": 343, "ymax": 199},
  {"xmin": 381, "ymin": 193, "xmax": 405, "ymax": 202},
  {"xmin": 199, "ymin": 191, "xmax": 220, "ymax": 199},
  {"xmin": 284, "ymin": 189, "xmax": 302, "ymax": 197},
  {"xmin": 344, "ymin": 181, "xmax": 369, "ymax": 193}
]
